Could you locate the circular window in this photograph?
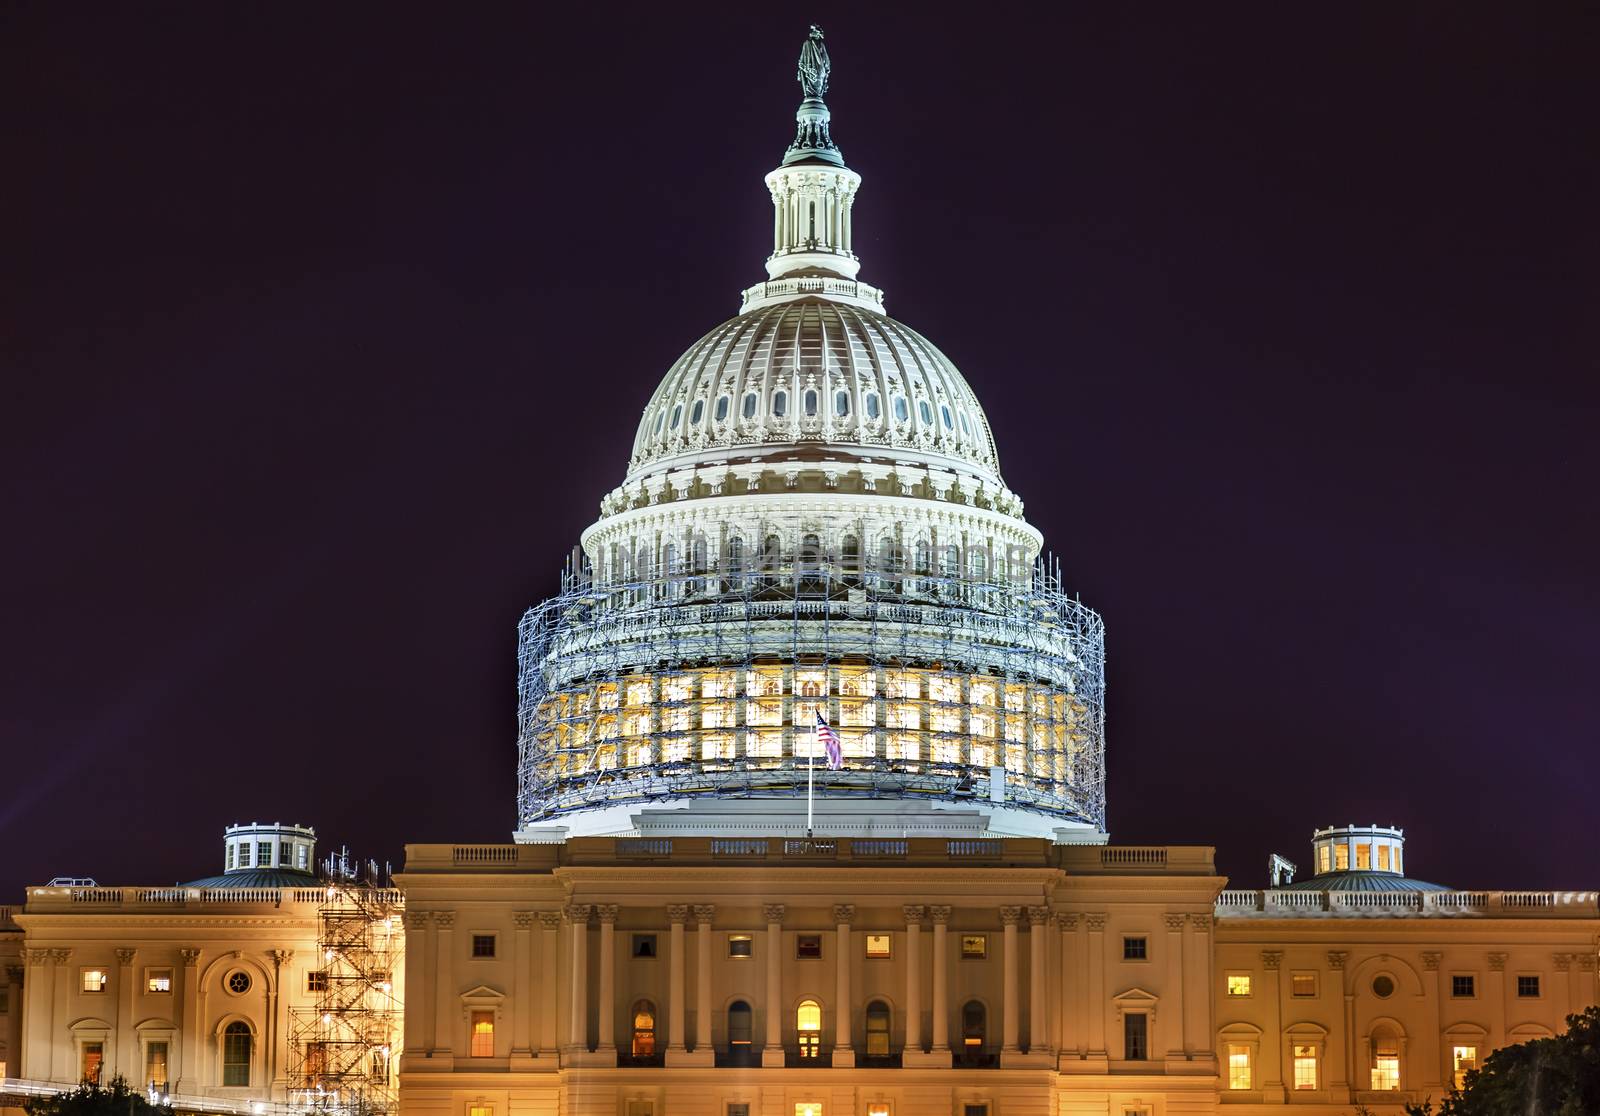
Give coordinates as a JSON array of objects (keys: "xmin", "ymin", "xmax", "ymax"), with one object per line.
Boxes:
[
  {"xmin": 227, "ymin": 971, "xmax": 251, "ymax": 995},
  {"xmin": 1372, "ymin": 974, "xmax": 1395, "ymax": 998}
]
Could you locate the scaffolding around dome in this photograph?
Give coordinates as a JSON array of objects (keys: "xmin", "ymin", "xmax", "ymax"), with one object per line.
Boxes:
[{"xmin": 513, "ymin": 538, "xmax": 1105, "ymax": 839}]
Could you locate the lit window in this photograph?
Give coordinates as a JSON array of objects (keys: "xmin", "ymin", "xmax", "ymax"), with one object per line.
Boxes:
[
  {"xmin": 470, "ymin": 1011, "xmax": 494, "ymax": 1057},
  {"xmin": 82, "ymin": 1042, "xmax": 104, "ymax": 1084},
  {"xmin": 865, "ymin": 934, "xmax": 891, "ymax": 959},
  {"xmin": 1452, "ymin": 975, "xmax": 1475, "ymax": 998},
  {"xmin": 1227, "ymin": 1044, "xmax": 1252, "ymax": 1089},
  {"xmin": 1292, "ymin": 972, "xmax": 1317, "ymax": 997},
  {"xmin": 1124, "ymin": 1013, "xmax": 1148, "ymax": 1060},
  {"xmin": 1227, "ymin": 974, "xmax": 1251, "ymax": 997},
  {"xmin": 227, "ymin": 843, "xmax": 236, "ymax": 870},
  {"xmin": 469, "ymin": 1106, "xmax": 492, "ymax": 1116},
  {"xmin": 1356, "ymin": 844, "xmax": 1371, "ymax": 869},
  {"xmin": 222, "ymin": 1022, "xmax": 251, "ymax": 1086},
  {"xmin": 795, "ymin": 1105, "xmax": 822, "ymax": 1116},
  {"xmin": 866, "ymin": 1105, "xmax": 890, "ymax": 1116},
  {"xmin": 81, "ymin": 969, "xmax": 109, "ymax": 993},
  {"xmin": 1378, "ymin": 845, "xmax": 1391, "ymax": 871},
  {"xmin": 472, "ymin": 934, "xmax": 496, "ymax": 958},
  {"xmin": 727, "ymin": 934, "xmax": 753, "ymax": 958},
  {"xmin": 1335, "ymin": 845, "xmax": 1349, "ymax": 871},
  {"xmin": 797, "ymin": 1000, "xmax": 822, "ymax": 1059},
  {"xmin": 631, "ymin": 1000, "xmax": 657, "ymax": 1058},
  {"xmin": 796, "ymin": 934, "xmax": 823, "ymax": 960},
  {"xmin": 1517, "ymin": 975, "xmax": 1540, "ymax": 998},
  {"xmin": 145, "ymin": 969, "xmax": 172, "ymax": 994},
  {"xmin": 1123, "ymin": 937, "xmax": 1148, "ymax": 961},
  {"xmin": 145, "ymin": 1041, "xmax": 169, "ymax": 1091},
  {"xmin": 1370, "ymin": 1033, "xmax": 1400, "ymax": 1091},
  {"xmin": 960, "ymin": 935, "xmax": 987, "ymax": 959},
  {"xmin": 1293, "ymin": 1044, "xmax": 1317, "ymax": 1089},
  {"xmin": 297, "ymin": 844, "xmax": 309, "ymax": 868},
  {"xmin": 1317, "ymin": 846, "xmax": 1330, "ymax": 873},
  {"xmin": 1452, "ymin": 1045, "xmax": 1478, "ymax": 1090}
]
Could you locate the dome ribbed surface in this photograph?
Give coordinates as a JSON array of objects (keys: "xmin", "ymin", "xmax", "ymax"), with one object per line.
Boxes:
[
  {"xmin": 628, "ymin": 298, "xmax": 1001, "ymax": 483},
  {"xmin": 1277, "ymin": 871, "xmax": 1450, "ymax": 893},
  {"xmin": 180, "ymin": 868, "xmax": 318, "ymax": 889}
]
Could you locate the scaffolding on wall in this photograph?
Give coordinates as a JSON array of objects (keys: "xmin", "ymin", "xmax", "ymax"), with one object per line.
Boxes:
[
  {"xmin": 286, "ymin": 853, "xmax": 403, "ymax": 1116},
  {"xmin": 515, "ymin": 547, "xmax": 1106, "ymax": 834}
]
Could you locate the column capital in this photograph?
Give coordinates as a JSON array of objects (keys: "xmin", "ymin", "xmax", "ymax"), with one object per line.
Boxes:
[
  {"xmin": 1420, "ymin": 951, "xmax": 1442, "ymax": 971},
  {"xmin": 667, "ymin": 904, "xmax": 691, "ymax": 924},
  {"xmin": 1487, "ymin": 952, "xmax": 1508, "ymax": 971},
  {"xmin": 566, "ymin": 903, "xmax": 593, "ymax": 925},
  {"xmin": 179, "ymin": 948, "xmax": 201, "ymax": 967},
  {"xmin": 1056, "ymin": 912, "xmax": 1079, "ymax": 930},
  {"xmin": 594, "ymin": 904, "xmax": 620, "ymax": 925},
  {"xmin": 50, "ymin": 948, "xmax": 73, "ymax": 964},
  {"xmin": 513, "ymin": 911, "xmax": 536, "ymax": 930},
  {"xmin": 538, "ymin": 911, "xmax": 562, "ymax": 931},
  {"xmin": 1085, "ymin": 914, "xmax": 1108, "ymax": 932},
  {"xmin": 1260, "ymin": 950, "xmax": 1283, "ymax": 970},
  {"xmin": 115, "ymin": 948, "xmax": 137, "ymax": 967},
  {"xmin": 1577, "ymin": 955, "xmax": 1597, "ymax": 972},
  {"xmin": 762, "ymin": 903, "xmax": 786, "ymax": 924},
  {"xmin": 928, "ymin": 905, "xmax": 952, "ymax": 925},
  {"xmin": 692, "ymin": 904, "xmax": 715, "ymax": 925},
  {"xmin": 1326, "ymin": 950, "xmax": 1347, "ymax": 970},
  {"xmin": 1553, "ymin": 952, "xmax": 1573, "ymax": 972},
  {"xmin": 832, "ymin": 903, "xmax": 855, "ymax": 925},
  {"xmin": 434, "ymin": 911, "xmax": 456, "ymax": 930},
  {"xmin": 268, "ymin": 949, "xmax": 294, "ymax": 967},
  {"xmin": 24, "ymin": 948, "xmax": 52, "ymax": 967},
  {"xmin": 902, "ymin": 904, "xmax": 926, "ymax": 925},
  {"xmin": 5, "ymin": 965, "xmax": 22, "ymax": 983},
  {"xmin": 999, "ymin": 905, "xmax": 1023, "ymax": 926},
  {"xmin": 1189, "ymin": 913, "xmax": 1212, "ymax": 932},
  {"xmin": 1026, "ymin": 906, "xmax": 1050, "ymax": 927},
  {"xmin": 404, "ymin": 910, "xmax": 430, "ymax": 929},
  {"xmin": 1163, "ymin": 914, "xmax": 1186, "ymax": 932}
]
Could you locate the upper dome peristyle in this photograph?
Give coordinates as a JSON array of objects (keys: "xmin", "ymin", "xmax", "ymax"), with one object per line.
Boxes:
[{"xmin": 623, "ymin": 26, "xmax": 1008, "ymax": 495}]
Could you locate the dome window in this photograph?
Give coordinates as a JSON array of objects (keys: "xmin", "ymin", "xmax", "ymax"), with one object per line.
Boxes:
[
  {"xmin": 893, "ymin": 396, "xmax": 909, "ymax": 422},
  {"xmin": 654, "ymin": 411, "xmax": 665, "ymax": 437},
  {"xmin": 741, "ymin": 392, "xmax": 758, "ymax": 420},
  {"xmin": 834, "ymin": 390, "xmax": 850, "ymax": 417},
  {"xmin": 803, "ymin": 389, "xmax": 819, "ymax": 417},
  {"xmin": 959, "ymin": 411, "xmax": 971, "ymax": 435},
  {"xmin": 773, "ymin": 390, "xmax": 788, "ymax": 418},
  {"xmin": 670, "ymin": 404, "xmax": 683, "ymax": 429},
  {"xmin": 714, "ymin": 395, "xmax": 730, "ymax": 422},
  {"xmin": 940, "ymin": 404, "xmax": 953, "ymax": 429},
  {"xmin": 865, "ymin": 392, "xmax": 881, "ymax": 420},
  {"xmin": 690, "ymin": 400, "xmax": 704, "ymax": 426},
  {"xmin": 918, "ymin": 400, "xmax": 933, "ymax": 425}
]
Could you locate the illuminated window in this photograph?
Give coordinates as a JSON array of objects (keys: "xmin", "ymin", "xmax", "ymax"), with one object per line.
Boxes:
[
  {"xmin": 1356, "ymin": 844, "xmax": 1371, "ymax": 869},
  {"xmin": 865, "ymin": 934, "xmax": 891, "ymax": 959},
  {"xmin": 625, "ymin": 679, "xmax": 652, "ymax": 706},
  {"xmin": 888, "ymin": 703, "xmax": 921, "ymax": 730},
  {"xmin": 1291, "ymin": 972, "xmax": 1316, "ymax": 998},
  {"xmin": 81, "ymin": 1042, "xmax": 104, "ymax": 1084},
  {"xmin": 969, "ymin": 743, "xmax": 994, "ymax": 767},
  {"xmin": 960, "ymin": 935, "xmax": 987, "ymax": 959},
  {"xmin": 885, "ymin": 672, "xmax": 921, "ymax": 699},
  {"xmin": 222, "ymin": 1022, "xmax": 252, "ymax": 1085},
  {"xmin": 470, "ymin": 1011, "xmax": 494, "ymax": 1057},
  {"xmin": 931, "ymin": 707, "xmax": 961, "ymax": 733},
  {"xmin": 227, "ymin": 843, "xmax": 236, "ymax": 870},
  {"xmin": 468, "ymin": 1106, "xmax": 492, "ymax": 1116},
  {"xmin": 700, "ymin": 733, "xmax": 734, "ymax": 760},
  {"xmin": 1317, "ymin": 846, "xmax": 1330, "ymax": 873},
  {"xmin": 1124, "ymin": 1013, "xmax": 1148, "ymax": 1060},
  {"xmin": 748, "ymin": 730, "xmax": 784, "ymax": 757},
  {"xmin": 929, "ymin": 675, "xmax": 960, "ymax": 702},
  {"xmin": 1293, "ymin": 1044, "xmax": 1317, "ymax": 1089},
  {"xmin": 662, "ymin": 675, "xmax": 692, "ymax": 702},
  {"xmin": 1123, "ymin": 937, "xmax": 1147, "ymax": 961},
  {"xmin": 1227, "ymin": 1044, "xmax": 1252, "ymax": 1089},
  {"xmin": 1518, "ymin": 975, "xmax": 1540, "ymax": 997},
  {"xmin": 1378, "ymin": 845, "xmax": 1391, "ymax": 871},
  {"xmin": 1227, "ymin": 974, "xmax": 1252, "ymax": 997},
  {"xmin": 795, "ymin": 1105, "xmax": 822, "ymax": 1116},
  {"xmin": 970, "ymin": 710, "xmax": 995, "ymax": 738},
  {"xmin": 839, "ymin": 700, "xmax": 875, "ymax": 728},
  {"xmin": 1452, "ymin": 1045, "xmax": 1477, "ymax": 1090},
  {"xmin": 1370, "ymin": 1031, "xmax": 1400, "ymax": 1091},
  {"xmin": 145, "ymin": 1041, "xmax": 169, "ymax": 1090},
  {"xmin": 797, "ymin": 1000, "xmax": 822, "ymax": 1058},
  {"xmin": 257, "ymin": 841, "xmax": 271, "ymax": 866},
  {"xmin": 865, "ymin": 1001, "xmax": 891, "ymax": 1057},
  {"xmin": 796, "ymin": 934, "xmax": 823, "ymax": 960},
  {"xmin": 146, "ymin": 969, "xmax": 173, "ymax": 994},
  {"xmin": 866, "ymin": 1105, "xmax": 890, "ymax": 1116},
  {"xmin": 1335, "ymin": 845, "xmax": 1349, "ymax": 871},
  {"xmin": 746, "ymin": 696, "xmax": 783, "ymax": 724},
  {"xmin": 81, "ymin": 969, "xmax": 108, "ymax": 993},
  {"xmin": 727, "ymin": 934, "xmax": 753, "ymax": 958},
  {"xmin": 1452, "ymin": 975, "xmax": 1475, "ymax": 998},
  {"xmin": 631, "ymin": 1000, "xmax": 657, "ymax": 1058}
]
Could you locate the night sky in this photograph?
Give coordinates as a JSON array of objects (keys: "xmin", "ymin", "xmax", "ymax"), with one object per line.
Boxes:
[{"xmin": 5, "ymin": 4, "xmax": 1598, "ymax": 900}]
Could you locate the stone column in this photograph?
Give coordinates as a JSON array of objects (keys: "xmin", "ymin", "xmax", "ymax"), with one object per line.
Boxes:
[
  {"xmin": 537, "ymin": 913, "xmax": 561, "ymax": 1057},
  {"xmin": 1261, "ymin": 950, "xmax": 1285, "ymax": 1098},
  {"xmin": 115, "ymin": 948, "xmax": 137, "ymax": 1081},
  {"xmin": 1086, "ymin": 916, "xmax": 1107, "ymax": 1057},
  {"xmin": 1554, "ymin": 953, "xmax": 1576, "ymax": 1021},
  {"xmin": 5, "ymin": 965, "xmax": 24, "ymax": 1082},
  {"xmin": 1421, "ymin": 951, "xmax": 1444, "ymax": 1090},
  {"xmin": 1026, "ymin": 908, "xmax": 1049, "ymax": 1055},
  {"xmin": 833, "ymin": 904, "xmax": 855, "ymax": 1067},
  {"xmin": 512, "ymin": 913, "xmax": 535, "ymax": 1061},
  {"xmin": 433, "ymin": 912, "xmax": 455, "ymax": 1058},
  {"xmin": 1188, "ymin": 914, "xmax": 1215, "ymax": 1067},
  {"xmin": 667, "ymin": 906, "xmax": 689, "ymax": 1056},
  {"xmin": 1000, "ymin": 907, "xmax": 1022, "ymax": 1055},
  {"xmin": 595, "ymin": 905, "xmax": 619, "ymax": 1057},
  {"xmin": 694, "ymin": 906, "xmax": 715, "ymax": 1053},
  {"xmin": 268, "ymin": 949, "xmax": 293, "ymax": 1089},
  {"xmin": 1165, "ymin": 914, "xmax": 1186, "ymax": 1057},
  {"xmin": 22, "ymin": 950, "xmax": 51, "ymax": 1083},
  {"xmin": 903, "ymin": 906, "xmax": 925, "ymax": 1054},
  {"xmin": 566, "ymin": 904, "xmax": 591, "ymax": 1052},
  {"xmin": 930, "ymin": 906, "xmax": 951, "ymax": 1054},
  {"xmin": 1487, "ymin": 952, "xmax": 1508, "ymax": 1052},
  {"xmin": 1057, "ymin": 914, "xmax": 1080, "ymax": 1060},
  {"xmin": 762, "ymin": 904, "xmax": 785, "ymax": 1067},
  {"xmin": 402, "ymin": 912, "xmax": 431, "ymax": 1055},
  {"xmin": 178, "ymin": 948, "xmax": 200, "ymax": 1092},
  {"xmin": 51, "ymin": 949, "xmax": 73, "ymax": 1082},
  {"xmin": 1327, "ymin": 951, "xmax": 1350, "ymax": 1101}
]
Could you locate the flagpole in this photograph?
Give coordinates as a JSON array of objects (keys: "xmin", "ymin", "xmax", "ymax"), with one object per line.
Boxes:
[{"xmin": 806, "ymin": 738, "xmax": 815, "ymax": 838}]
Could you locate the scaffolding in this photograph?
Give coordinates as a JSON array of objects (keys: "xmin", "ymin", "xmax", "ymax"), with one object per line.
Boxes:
[
  {"xmin": 515, "ymin": 544, "xmax": 1106, "ymax": 833},
  {"xmin": 286, "ymin": 853, "xmax": 403, "ymax": 1116}
]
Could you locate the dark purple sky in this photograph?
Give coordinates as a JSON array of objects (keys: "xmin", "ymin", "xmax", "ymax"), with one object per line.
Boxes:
[{"xmin": 4, "ymin": 5, "xmax": 1597, "ymax": 899}]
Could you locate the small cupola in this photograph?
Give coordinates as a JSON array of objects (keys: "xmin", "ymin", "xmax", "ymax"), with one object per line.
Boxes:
[
  {"xmin": 1312, "ymin": 824, "xmax": 1404, "ymax": 877},
  {"xmin": 223, "ymin": 822, "xmax": 317, "ymax": 875}
]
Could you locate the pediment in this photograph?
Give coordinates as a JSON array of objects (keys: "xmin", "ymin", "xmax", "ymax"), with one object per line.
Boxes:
[{"xmin": 459, "ymin": 984, "xmax": 505, "ymax": 1002}]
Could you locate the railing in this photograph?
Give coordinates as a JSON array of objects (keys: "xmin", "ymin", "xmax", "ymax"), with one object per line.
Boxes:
[
  {"xmin": 1100, "ymin": 846, "xmax": 1167, "ymax": 868},
  {"xmin": 851, "ymin": 839, "xmax": 908, "ymax": 858},
  {"xmin": 711, "ymin": 839, "xmax": 769, "ymax": 858},
  {"xmin": 784, "ymin": 838, "xmax": 836, "ymax": 858},
  {"xmin": 616, "ymin": 838, "xmax": 673, "ymax": 858},
  {"xmin": 452, "ymin": 845, "xmax": 520, "ymax": 865},
  {"xmin": 947, "ymin": 839, "xmax": 1003, "ymax": 858},
  {"xmin": 24, "ymin": 886, "xmax": 403, "ymax": 912},
  {"xmin": 1216, "ymin": 888, "xmax": 1600, "ymax": 918}
]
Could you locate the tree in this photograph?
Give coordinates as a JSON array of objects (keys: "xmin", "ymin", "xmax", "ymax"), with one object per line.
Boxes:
[
  {"xmin": 1396, "ymin": 1006, "xmax": 1600, "ymax": 1116},
  {"xmin": 24, "ymin": 1077, "xmax": 174, "ymax": 1116}
]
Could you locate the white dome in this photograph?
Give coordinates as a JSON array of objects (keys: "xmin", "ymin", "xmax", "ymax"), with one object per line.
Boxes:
[{"xmin": 627, "ymin": 298, "xmax": 1003, "ymax": 487}]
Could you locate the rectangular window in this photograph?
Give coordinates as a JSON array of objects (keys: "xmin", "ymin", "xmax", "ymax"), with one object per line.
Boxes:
[
  {"xmin": 960, "ymin": 934, "xmax": 987, "ymax": 959},
  {"xmin": 1378, "ymin": 845, "xmax": 1391, "ymax": 871},
  {"xmin": 794, "ymin": 1105, "xmax": 823, "ymax": 1116},
  {"xmin": 962, "ymin": 1106, "xmax": 989, "ymax": 1116},
  {"xmin": 1124, "ymin": 1013, "xmax": 1148, "ymax": 1060},
  {"xmin": 81, "ymin": 968, "xmax": 109, "ymax": 993},
  {"xmin": 626, "ymin": 1103, "xmax": 654, "ymax": 1116},
  {"xmin": 297, "ymin": 844, "xmax": 309, "ymax": 869},
  {"xmin": 82, "ymin": 1042, "xmax": 104, "ymax": 1084},
  {"xmin": 632, "ymin": 934, "xmax": 658, "ymax": 959},
  {"xmin": 727, "ymin": 934, "xmax": 753, "ymax": 958},
  {"xmin": 470, "ymin": 1011, "xmax": 495, "ymax": 1057},
  {"xmin": 1291, "ymin": 972, "xmax": 1317, "ymax": 997},
  {"xmin": 1371, "ymin": 1040, "xmax": 1400, "ymax": 1091},
  {"xmin": 468, "ymin": 1106, "xmax": 492, "ymax": 1116},
  {"xmin": 1227, "ymin": 1043, "xmax": 1252, "ymax": 1089},
  {"xmin": 1293, "ymin": 1044, "xmax": 1317, "ymax": 1090},
  {"xmin": 865, "ymin": 934, "xmax": 892, "ymax": 959},
  {"xmin": 145, "ymin": 968, "xmax": 173, "ymax": 994},
  {"xmin": 1452, "ymin": 974, "xmax": 1476, "ymax": 998},
  {"xmin": 726, "ymin": 1107, "xmax": 750, "ymax": 1116},
  {"xmin": 306, "ymin": 971, "xmax": 328, "ymax": 993},
  {"xmin": 227, "ymin": 843, "xmax": 236, "ymax": 870},
  {"xmin": 1335, "ymin": 844, "xmax": 1349, "ymax": 871},
  {"xmin": 1317, "ymin": 846, "xmax": 1330, "ymax": 873},
  {"xmin": 796, "ymin": 933, "xmax": 823, "ymax": 960},
  {"xmin": 1518, "ymin": 975, "xmax": 1540, "ymax": 998},
  {"xmin": 1227, "ymin": 974, "xmax": 1252, "ymax": 997},
  {"xmin": 1452, "ymin": 1045, "xmax": 1478, "ymax": 1090},
  {"xmin": 279, "ymin": 841, "xmax": 291, "ymax": 866},
  {"xmin": 865, "ymin": 1105, "xmax": 891, "ymax": 1116},
  {"xmin": 1356, "ymin": 844, "xmax": 1371, "ymax": 869},
  {"xmin": 145, "ymin": 1042, "xmax": 169, "ymax": 1090},
  {"xmin": 471, "ymin": 934, "xmax": 496, "ymax": 958},
  {"xmin": 1122, "ymin": 936, "xmax": 1147, "ymax": 961},
  {"xmin": 258, "ymin": 841, "xmax": 272, "ymax": 867}
]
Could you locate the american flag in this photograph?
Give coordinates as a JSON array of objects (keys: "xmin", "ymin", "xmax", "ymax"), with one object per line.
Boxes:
[{"xmin": 815, "ymin": 711, "xmax": 843, "ymax": 770}]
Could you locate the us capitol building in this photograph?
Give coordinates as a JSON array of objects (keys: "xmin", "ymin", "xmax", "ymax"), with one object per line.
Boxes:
[{"xmin": 1, "ymin": 27, "xmax": 1595, "ymax": 1116}]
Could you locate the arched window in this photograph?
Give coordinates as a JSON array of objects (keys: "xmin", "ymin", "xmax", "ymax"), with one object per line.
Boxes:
[
  {"xmin": 835, "ymin": 390, "xmax": 850, "ymax": 417},
  {"xmin": 222, "ymin": 1022, "xmax": 251, "ymax": 1087},
  {"xmin": 865, "ymin": 1000, "xmax": 891, "ymax": 1058},
  {"xmin": 865, "ymin": 392, "xmax": 881, "ymax": 420},
  {"xmin": 761, "ymin": 533, "xmax": 782, "ymax": 590},
  {"xmin": 690, "ymin": 399, "xmax": 705, "ymax": 426},
  {"xmin": 773, "ymin": 390, "xmax": 788, "ymax": 418},
  {"xmin": 631, "ymin": 1000, "xmax": 657, "ymax": 1058},
  {"xmin": 670, "ymin": 404, "xmax": 683, "ymax": 429},
  {"xmin": 654, "ymin": 411, "xmax": 665, "ymax": 437},
  {"xmin": 960, "ymin": 1000, "xmax": 986, "ymax": 1057},
  {"xmin": 714, "ymin": 395, "xmax": 730, "ymax": 422},
  {"xmin": 918, "ymin": 400, "xmax": 934, "ymax": 425},
  {"xmin": 803, "ymin": 389, "xmax": 819, "ymax": 417},
  {"xmin": 799, "ymin": 533, "xmax": 824, "ymax": 596},
  {"xmin": 893, "ymin": 395, "xmax": 908, "ymax": 422},
  {"xmin": 742, "ymin": 392, "xmax": 758, "ymax": 420},
  {"xmin": 797, "ymin": 999, "xmax": 823, "ymax": 1059},
  {"xmin": 940, "ymin": 404, "xmax": 953, "ymax": 429},
  {"xmin": 725, "ymin": 535, "xmax": 745, "ymax": 590},
  {"xmin": 727, "ymin": 1000, "xmax": 753, "ymax": 1048},
  {"xmin": 1371, "ymin": 1026, "xmax": 1401, "ymax": 1091},
  {"xmin": 959, "ymin": 411, "xmax": 971, "ymax": 435}
]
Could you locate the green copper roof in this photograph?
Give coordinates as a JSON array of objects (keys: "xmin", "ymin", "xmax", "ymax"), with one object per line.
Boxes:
[
  {"xmin": 1277, "ymin": 870, "xmax": 1451, "ymax": 893},
  {"xmin": 181, "ymin": 867, "xmax": 319, "ymax": 889}
]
